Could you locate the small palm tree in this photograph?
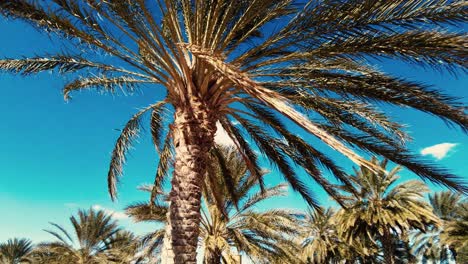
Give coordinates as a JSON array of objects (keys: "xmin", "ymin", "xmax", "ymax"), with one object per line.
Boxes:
[
  {"xmin": 1, "ymin": 1, "xmax": 467, "ymax": 262},
  {"xmin": 31, "ymin": 208, "xmax": 121, "ymax": 264},
  {"xmin": 127, "ymin": 146, "xmax": 302, "ymax": 263},
  {"xmin": 0, "ymin": 238, "xmax": 33, "ymax": 264},
  {"xmin": 337, "ymin": 157, "xmax": 439, "ymax": 264}
]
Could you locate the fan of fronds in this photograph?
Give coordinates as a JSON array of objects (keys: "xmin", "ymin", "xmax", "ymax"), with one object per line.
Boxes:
[
  {"xmin": 0, "ymin": 238, "xmax": 33, "ymax": 264},
  {"xmin": 0, "ymin": 0, "xmax": 467, "ymax": 225},
  {"xmin": 31, "ymin": 208, "xmax": 122, "ymax": 263}
]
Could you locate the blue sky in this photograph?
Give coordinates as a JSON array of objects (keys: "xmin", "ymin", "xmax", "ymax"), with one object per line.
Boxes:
[{"xmin": 0, "ymin": 17, "xmax": 467, "ymax": 244}]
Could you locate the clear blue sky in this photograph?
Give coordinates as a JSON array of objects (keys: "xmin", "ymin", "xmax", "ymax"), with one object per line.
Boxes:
[{"xmin": 0, "ymin": 18, "xmax": 466, "ymax": 243}]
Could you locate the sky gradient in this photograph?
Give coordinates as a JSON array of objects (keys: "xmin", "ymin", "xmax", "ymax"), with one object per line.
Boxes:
[{"xmin": 0, "ymin": 18, "xmax": 467, "ymax": 244}]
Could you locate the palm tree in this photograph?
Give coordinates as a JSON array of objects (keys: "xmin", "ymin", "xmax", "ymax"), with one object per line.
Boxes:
[
  {"xmin": 1, "ymin": 1, "xmax": 467, "ymax": 262},
  {"xmin": 412, "ymin": 191, "xmax": 461, "ymax": 263},
  {"xmin": 127, "ymin": 146, "xmax": 302, "ymax": 263},
  {"xmin": 31, "ymin": 208, "xmax": 121, "ymax": 264},
  {"xmin": 441, "ymin": 202, "xmax": 468, "ymax": 262},
  {"xmin": 301, "ymin": 208, "xmax": 375, "ymax": 264},
  {"xmin": 337, "ymin": 158, "xmax": 439, "ymax": 264},
  {"xmin": 412, "ymin": 191, "xmax": 467, "ymax": 263},
  {"xmin": 0, "ymin": 238, "xmax": 33, "ymax": 264},
  {"xmin": 105, "ymin": 231, "xmax": 144, "ymax": 264}
]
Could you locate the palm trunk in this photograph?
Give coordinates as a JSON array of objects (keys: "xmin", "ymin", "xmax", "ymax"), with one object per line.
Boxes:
[
  {"xmin": 382, "ymin": 229, "xmax": 395, "ymax": 264},
  {"xmin": 169, "ymin": 98, "xmax": 216, "ymax": 263},
  {"xmin": 160, "ymin": 222, "xmax": 174, "ymax": 264}
]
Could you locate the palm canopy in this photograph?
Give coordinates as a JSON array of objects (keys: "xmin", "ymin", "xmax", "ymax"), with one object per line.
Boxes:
[
  {"xmin": 1, "ymin": 0, "xmax": 467, "ymax": 203},
  {"xmin": 1, "ymin": 1, "xmax": 467, "ymax": 262},
  {"xmin": 31, "ymin": 208, "xmax": 121, "ymax": 264},
  {"xmin": 337, "ymin": 157, "xmax": 439, "ymax": 263},
  {"xmin": 0, "ymin": 238, "xmax": 33, "ymax": 264}
]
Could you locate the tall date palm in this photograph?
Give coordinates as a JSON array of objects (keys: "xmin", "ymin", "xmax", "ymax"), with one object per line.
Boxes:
[{"xmin": 1, "ymin": 1, "xmax": 467, "ymax": 262}]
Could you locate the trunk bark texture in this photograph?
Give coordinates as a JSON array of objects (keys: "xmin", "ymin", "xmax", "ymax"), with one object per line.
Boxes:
[
  {"xmin": 382, "ymin": 230, "xmax": 395, "ymax": 264},
  {"xmin": 169, "ymin": 97, "xmax": 216, "ymax": 263},
  {"xmin": 160, "ymin": 222, "xmax": 174, "ymax": 264}
]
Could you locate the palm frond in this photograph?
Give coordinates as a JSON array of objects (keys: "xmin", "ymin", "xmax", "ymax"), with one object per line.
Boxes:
[
  {"xmin": 211, "ymin": 145, "xmax": 240, "ymax": 209},
  {"xmin": 63, "ymin": 75, "xmax": 151, "ymax": 100},
  {"xmin": 125, "ymin": 202, "xmax": 167, "ymax": 223},
  {"xmin": 232, "ymin": 114, "xmax": 320, "ymax": 209},
  {"xmin": 321, "ymin": 125, "xmax": 467, "ymax": 193},
  {"xmin": 150, "ymin": 131, "xmax": 174, "ymax": 204},
  {"xmin": 187, "ymin": 45, "xmax": 381, "ymax": 174},
  {"xmin": 0, "ymin": 56, "xmax": 123, "ymax": 75},
  {"xmin": 108, "ymin": 101, "xmax": 167, "ymax": 201}
]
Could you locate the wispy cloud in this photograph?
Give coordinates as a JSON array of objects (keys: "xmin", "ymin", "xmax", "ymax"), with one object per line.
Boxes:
[
  {"xmin": 92, "ymin": 205, "xmax": 128, "ymax": 220},
  {"xmin": 214, "ymin": 122, "xmax": 235, "ymax": 147},
  {"xmin": 420, "ymin": 143, "xmax": 458, "ymax": 160}
]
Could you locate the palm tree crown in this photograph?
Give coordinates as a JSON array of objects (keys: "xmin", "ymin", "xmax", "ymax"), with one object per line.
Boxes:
[
  {"xmin": 0, "ymin": 238, "xmax": 33, "ymax": 264},
  {"xmin": 1, "ymin": 1, "xmax": 467, "ymax": 262},
  {"xmin": 337, "ymin": 157, "xmax": 439, "ymax": 264},
  {"xmin": 32, "ymin": 208, "xmax": 121, "ymax": 264}
]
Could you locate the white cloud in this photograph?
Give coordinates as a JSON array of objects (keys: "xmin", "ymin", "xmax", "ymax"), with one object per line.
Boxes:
[
  {"xmin": 420, "ymin": 143, "xmax": 458, "ymax": 160},
  {"xmin": 92, "ymin": 205, "xmax": 128, "ymax": 220},
  {"xmin": 214, "ymin": 122, "xmax": 236, "ymax": 147}
]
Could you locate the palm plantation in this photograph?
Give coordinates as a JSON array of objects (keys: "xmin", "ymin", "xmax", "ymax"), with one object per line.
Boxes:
[
  {"xmin": 336, "ymin": 158, "xmax": 438, "ymax": 264},
  {"xmin": 1, "ymin": 1, "xmax": 467, "ymax": 263}
]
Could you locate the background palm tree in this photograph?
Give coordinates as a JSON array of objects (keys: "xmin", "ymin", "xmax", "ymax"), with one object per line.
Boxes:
[
  {"xmin": 199, "ymin": 147, "xmax": 302, "ymax": 264},
  {"xmin": 105, "ymin": 231, "xmax": 144, "ymax": 264},
  {"xmin": 1, "ymin": 1, "xmax": 467, "ymax": 262},
  {"xmin": 337, "ymin": 158, "xmax": 439, "ymax": 264},
  {"xmin": 127, "ymin": 146, "xmax": 302, "ymax": 263},
  {"xmin": 31, "ymin": 208, "xmax": 121, "ymax": 264},
  {"xmin": 0, "ymin": 238, "xmax": 33, "ymax": 264},
  {"xmin": 301, "ymin": 208, "xmax": 374, "ymax": 264},
  {"xmin": 412, "ymin": 191, "xmax": 461, "ymax": 263},
  {"xmin": 441, "ymin": 202, "xmax": 468, "ymax": 263}
]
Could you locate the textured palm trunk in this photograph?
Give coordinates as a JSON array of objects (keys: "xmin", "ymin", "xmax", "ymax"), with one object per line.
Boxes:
[
  {"xmin": 160, "ymin": 222, "xmax": 174, "ymax": 264},
  {"xmin": 169, "ymin": 98, "xmax": 216, "ymax": 263},
  {"xmin": 382, "ymin": 230, "xmax": 395, "ymax": 264}
]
